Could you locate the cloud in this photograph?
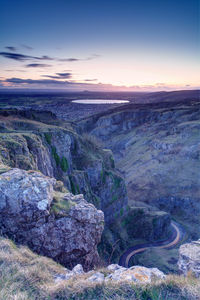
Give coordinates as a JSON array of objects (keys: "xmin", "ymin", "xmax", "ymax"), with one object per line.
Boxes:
[
  {"xmin": 84, "ymin": 79, "xmax": 97, "ymax": 82},
  {"xmin": 21, "ymin": 44, "xmax": 33, "ymax": 50},
  {"xmin": 25, "ymin": 63, "xmax": 52, "ymax": 68},
  {"xmin": 42, "ymin": 72, "xmax": 72, "ymax": 79},
  {"xmin": 1, "ymin": 76, "xmax": 198, "ymax": 92},
  {"xmin": 5, "ymin": 77, "xmax": 72, "ymax": 85},
  {"xmin": 0, "ymin": 52, "xmax": 53, "ymax": 61},
  {"xmin": 5, "ymin": 69, "xmax": 27, "ymax": 72},
  {"xmin": 0, "ymin": 51, "xmax": 100, "ymax": 63},
  {"xmin": 59, "ymin": 58, "xmax": 79, "ymax": 62},
  {"xmin": 58, "ymin": 54, "xmax": 101, "ymax": 62},
  {"xmin": 5, "ymin": 46, "xmax": 17, "ymax": 52}
]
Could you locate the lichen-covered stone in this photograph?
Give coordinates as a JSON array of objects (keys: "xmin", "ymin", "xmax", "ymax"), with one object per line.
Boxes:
[
  {"xmin": 54, "ymin": 263, "xmax": 165, "ymax": 285},
  {"xmin": 178, "ymin": 240, "xmax": 200, "ymax": 277},
  {"xmin": 0, "ymin": 168, "xmax": 104, "ymax": 270},
  {"xmin": 105, "ymin": 266, "xmax": 165, "ymax": 283}
]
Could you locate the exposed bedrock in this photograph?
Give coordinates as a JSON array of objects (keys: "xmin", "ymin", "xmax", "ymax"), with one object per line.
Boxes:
[
  {"xmin": 0, "ymin": 168, "xmax": 104, "ymax": 270},
  {"xmin": 0, "ymin": 119, "xmax": 127, "ymax": 224},
  {"xmin": 178, "ymin": 240, "xmax": 200, "ymax": 277}
]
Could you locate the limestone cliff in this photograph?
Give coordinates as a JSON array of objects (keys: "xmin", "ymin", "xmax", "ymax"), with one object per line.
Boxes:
[
  {"xmin": 0, "ymin": 112, "xmax": 127, "ymax": 224},
  {"xmin": 78, "ymin": 99, "xmax": 200, "ymax": 238},
  {"xmin": 0, "ymin": 109, "xmax": 172, "ymax": 265},
  {"xmin": 0, "ymin": 168, "xmax": 104, "ymax": 270}
]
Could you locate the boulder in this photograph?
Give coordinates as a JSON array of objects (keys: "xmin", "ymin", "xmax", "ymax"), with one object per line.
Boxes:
[
  {"xmin": 105, "ymin": 266, "xmax": 165, "ymax": 284},
  {"xmin": 88, "ymin": 272, "xmax": 105, "ymax": 284},
  {"xmin": 72, "ymin": 264, "xmax": 84, "ymax": 275},
  {"xmin": 54, "ymin": 263, "xmax": 165, "ymax": 285},
  {"xmin": 107, "ymin": 264, "xmax": 126, "ymax": 272},
  {"xmin": 0, "ymin": 168, "xmax": 104, "ymax": 270},
  {"xmin": 178, "ymin": 240, "xmax": 200, "ymax": 277}
]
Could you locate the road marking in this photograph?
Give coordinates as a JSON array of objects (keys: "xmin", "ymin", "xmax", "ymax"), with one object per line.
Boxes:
[{"xmin": 124, "ymin": 222, "xmax": 180, "ymax": 267}]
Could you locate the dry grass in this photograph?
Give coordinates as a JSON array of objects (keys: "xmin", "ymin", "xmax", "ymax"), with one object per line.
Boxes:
[{"xmin": 0, "ymin": 237, "xmax": 200, "ymax": 300}]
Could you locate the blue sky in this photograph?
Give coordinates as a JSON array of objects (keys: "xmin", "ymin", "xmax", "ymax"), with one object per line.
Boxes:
[{"xmin": 0, "ymin": 0, "xmax": 199, "ymax": 91}]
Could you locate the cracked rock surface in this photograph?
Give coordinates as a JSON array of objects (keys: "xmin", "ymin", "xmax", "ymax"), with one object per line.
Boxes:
[{"xmin": 0, "ymin": 168, "xmax": 104, "ymax": 270}]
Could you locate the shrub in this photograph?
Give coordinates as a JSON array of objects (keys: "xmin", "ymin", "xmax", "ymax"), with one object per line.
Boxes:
[
  {"xmin": 44, "ymin": 132, "xmax": 52, "ymax": 145},
  {"xmin": 60, "ymin": 157, "xmax": 69, "ymax": 172},
  {"xmin": 69, "ymin": 176, "xmax": 76, "ymax": 195},
  {"xmin": 51, "ymin": 146, "xmax": 60, "ymax": 166},
  {"xmin": 113, "ymin": 176, "xmax": 121, "ymax": 188}
]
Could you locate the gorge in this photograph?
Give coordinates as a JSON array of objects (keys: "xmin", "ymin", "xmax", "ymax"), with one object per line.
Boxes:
[{"xmin": 0, "ymin": 90, "xmax": 199, "ymax": 299}]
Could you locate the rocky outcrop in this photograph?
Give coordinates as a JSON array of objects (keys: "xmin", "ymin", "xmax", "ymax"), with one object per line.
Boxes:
[
  {"xmin": 0, "ymin": 117, "xmax": 128, "ymax": 224},
  {"xmin": 0, "ymin": 168, "xmax": 104, "ymax": 270},
  {"xmin": 123, "ymin": 207, "xmax": 171, "ymax": 241},
  {"xmin": 105, "ymin": 264, "xmax": 165, "ymax": 283},
  {"xmin": 55, "ymin": 263, "xmax": 166, "ymax": 284},
  {"xmin": 178, "ymin": 240, "xmax": 200, "ymax": 277}
]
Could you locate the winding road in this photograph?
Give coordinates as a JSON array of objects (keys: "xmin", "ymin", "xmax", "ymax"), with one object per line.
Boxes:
[{"xmin": 119, "ymin": 221, "xmax": 182, "ymax": 268}]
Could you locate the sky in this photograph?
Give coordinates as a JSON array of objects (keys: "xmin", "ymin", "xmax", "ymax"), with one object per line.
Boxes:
[{"xmin": 0, "ymin": 0, "xmax": 199, "ymax": 91}]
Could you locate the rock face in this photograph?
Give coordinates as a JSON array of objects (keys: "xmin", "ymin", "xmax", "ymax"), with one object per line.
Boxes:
[
  {"xmin": 79, "ymin": 100, "xmax": 200, "ymax": 237},
  {"xmin": 178, "ymin": 240, "xmax": 200, "ymax": 277},
  {"xmin": 0, "ymin": 168, "xmax": 104, "ymax": 270},
  {"xmin": 123, "ymin": 207, "xmax": 171, "ymax": 241},
  {"xmin": 0, "ymin": 116, "xmax": 128, "ymax": 224}
]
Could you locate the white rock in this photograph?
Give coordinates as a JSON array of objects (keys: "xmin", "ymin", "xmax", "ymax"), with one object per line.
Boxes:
[
  {"xmin": 150, "ymin": 268, "xmax": 166, "ymax": 280},
  {"xmin": 178, "ymin": 240, "xmax": 200, "ymax": 277},
  {"xmin": 65, "ymin": 272, "xmax": 74, "ymax": 280},
  {"xmin": 105, "ymin": 266, "xmax": 165, "ymax": 284},
  {"xmin": 88, "ymin": 272, "xmax": 104, "ymax": 283},
  {"xmin": 72, "ymin": 264, "xmax": 84, "ymax": 275},
  {"xmin": 37, "ymin": 199, "xmax": 49, "ymax": 210},
  {"xmin": 107, "ymin": 264, "xmax": 126, "ymax": 272},
  {"xmin": 54, "ymin": 274, "xmax": 66, "ymax": 283}
]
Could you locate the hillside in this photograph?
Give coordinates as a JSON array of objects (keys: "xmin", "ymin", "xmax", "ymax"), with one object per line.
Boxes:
[
  {"xmin": 1, "ymin": 237, "xmax": 200, "ymax": 300},
  {"xmin": 0, "ymin": 91, "xmax": 199, "ymax": 299},
  {"xmin": 78, "ymin": 97, "xmax": 200, "ymax": 271}
]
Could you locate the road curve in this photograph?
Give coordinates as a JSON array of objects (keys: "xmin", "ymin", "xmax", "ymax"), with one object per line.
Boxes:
[{"xmin": 119, "ymin": 221, "xmax": 182, "ymax": 268}]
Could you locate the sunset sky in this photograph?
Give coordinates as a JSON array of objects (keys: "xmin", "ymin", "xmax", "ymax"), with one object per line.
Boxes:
[{"xmin": 0, "ymin": 0, "xmax": 199, "ymax": 91}]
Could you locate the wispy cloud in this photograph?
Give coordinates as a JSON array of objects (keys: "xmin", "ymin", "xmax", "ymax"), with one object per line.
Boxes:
[
  {"xmin": 84, "ymin": 79, "xmax": 97, "ymax": 82},
  {"xmin": 1, "ymin": 77, "xmax": 199, "ymax": 92},
  {"xmin": 5, "ymin": 77, "xmax": 72, "ymax": 85},
  {"xmin": 0, "ymin": 51, "xmax": 100, "ymax": 62},
  {"xmin": 25, "ymin": 63, "xmax": 52, "ymax": 68},
  {"xmin": 42, "ymin": 72, "xmax": 72, "ymax": 79},
  {"xmin": 21, "ymin": 44, "xmax": 33, "ymax": 50},
  {"xmin": 58, "ymin": 54, "xmax": 100, "ymax": 62},
  {"xmin": 0, "ymin": 52, "xmax": 53, "ymax": 61},
  {"xmin": 5, "ymin": 46, "xmax": 17, "ymax": 52}
]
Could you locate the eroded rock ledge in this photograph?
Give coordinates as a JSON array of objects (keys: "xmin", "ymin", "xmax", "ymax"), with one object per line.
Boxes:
[
  {"xmin": 0, "ymin": 168, "xmax": 104, "ymax": 270},
  {"xmin": 178, "ymin": 240, "xmax": 200, "ymax": 277},
  {"xmin": 55, "ymin": 263, "xmax": 165, "ymax": 284}
]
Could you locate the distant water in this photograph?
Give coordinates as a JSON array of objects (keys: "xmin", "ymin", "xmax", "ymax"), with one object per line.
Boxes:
[{"xmin": 72, "ymin": 99, "xmax": 129, "ymax": 104}]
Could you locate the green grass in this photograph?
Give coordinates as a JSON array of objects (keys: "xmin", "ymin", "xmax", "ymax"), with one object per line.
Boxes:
[
  {"xmin": 52, "ymin": 146, "xmax": 60, "ymax": 166},
  {"xmin": 69, "ymin": 176, "xmax": 77, "ymax": 195},
  {"xmin": 0, "ymin": 164, "xmax": 11, "ymax": 174},
  {"xmin": 60, "ymin": 156, "xmax": 69, "ymax": 172},
  {"xmin": 130, "ymin": 247, "xmax": 179, "ymax": 274},
  {"xmin": 51, "ymin": 191, "xmax": 75, "ymax": 217},
  {"xmin": 44, "ymin": 132, "xmax": 52, "ymax": 145}
]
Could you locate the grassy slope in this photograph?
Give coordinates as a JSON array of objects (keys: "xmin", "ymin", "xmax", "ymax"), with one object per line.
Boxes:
[
  {"xmin": 0, "ymin": 237, "xmax": 200, "ymax": 300},
  {"xmin": 84, "ymin": 99, "xmax": 200, "ymax": 272}
]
